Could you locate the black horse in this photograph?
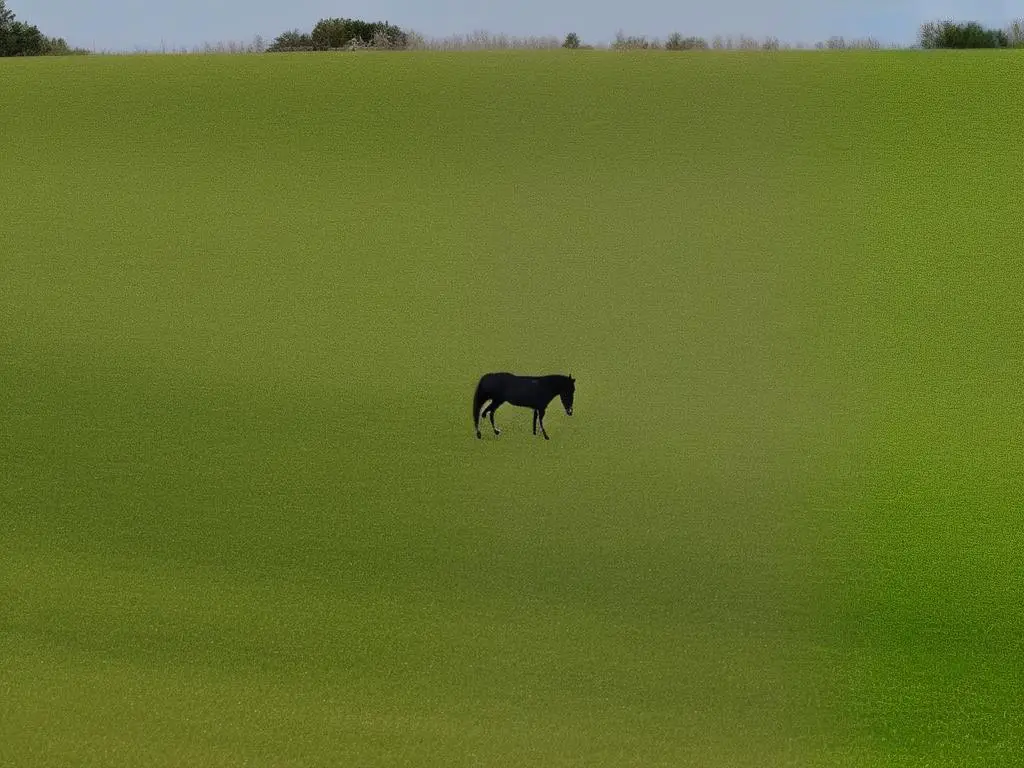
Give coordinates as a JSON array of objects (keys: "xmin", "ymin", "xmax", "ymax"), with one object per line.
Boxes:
[{"xmin": 473, "ymin": 372, "xmax": 575, "ymax": 440}]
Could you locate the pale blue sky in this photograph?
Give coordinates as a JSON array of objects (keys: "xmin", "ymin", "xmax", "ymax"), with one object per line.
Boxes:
[{"xmin": 18, "ymin": 0, "xmax": 1022, "ymax": 52}]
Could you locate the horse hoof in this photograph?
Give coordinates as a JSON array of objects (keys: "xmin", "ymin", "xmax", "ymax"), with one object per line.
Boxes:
[{"xmin": 476, "ymin": 432, "xmax": 481, "ymax": 439}]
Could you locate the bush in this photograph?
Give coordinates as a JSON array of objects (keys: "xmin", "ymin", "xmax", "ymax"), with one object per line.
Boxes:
[
  {"xmin": 1007, "ymin": 18, "xmax": 1024, "ymax": 47},
  {"xmin": 612, "ymin": 30, "xmax": 657, "ymax": 50},
  {"xmin": 665, "ymin": 32, "xmax": 708, "ymax": 50},
  {"xmin": 404, "ymin": 30, "xmax": 561, "ymax": 50},
  {"xmin": 919, "ymin": 19, "xmax": 1009, "ymax": 48},
  {"xmin": 189, "ymin": 37, "xmax": 266, "ymax": 54},
  {"xmin": 268, "ymin": 17, "xmax": 407, "ymax": 52},
  {"xmin": 42, "ymin": 35, "xmax": 89, "ymax": 55},
  {"xmin": 310, "ymin": 17, "xmax": 407, "ymax": 50},
  {"xmin": 851, "ymin": 37, "xmax": 882, "ymax": 49},
  {"xmin": 267, "ymin": 29, "xmax": 313, "ymax": 52}
]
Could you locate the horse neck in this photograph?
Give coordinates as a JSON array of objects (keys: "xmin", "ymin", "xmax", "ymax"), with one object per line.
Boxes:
[{"xmin": 543, "ymin": 375, "xmax": 568, "ymax": 396}]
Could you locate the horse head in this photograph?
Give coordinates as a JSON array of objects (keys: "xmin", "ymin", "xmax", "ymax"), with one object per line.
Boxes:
[{"xmin": 560, "ymin": 374, "xmax": 575, "ymax": 416}]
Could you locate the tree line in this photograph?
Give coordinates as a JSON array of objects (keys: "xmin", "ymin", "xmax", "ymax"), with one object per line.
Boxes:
[
  {"xmin": 263, "ymin": 17, "xmax": 1024, "ymax": 52},
  {"xmin": 588, "ymin": 19, "xmax": 1024, "ymax": 51},
  {"xmin": 265, "ymin": 17, "xmax": 408, "ymax": 51},
  {"xmin": 0, "ymin": 0, "xmax": 87, "ymax": 56},
  {"xmin": 2, "ymin": 2, "xmax": 1023, "ymax": 57}
]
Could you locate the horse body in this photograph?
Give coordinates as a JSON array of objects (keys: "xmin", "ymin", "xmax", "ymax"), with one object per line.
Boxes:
[{"xmin": 473, "ymin": 372, "xmax": 575, "ymax": 440}]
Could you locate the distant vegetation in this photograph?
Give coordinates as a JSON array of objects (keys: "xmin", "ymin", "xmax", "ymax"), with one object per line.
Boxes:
[
  {"xmin": 249, "ymin": 17, "xmax": 1024, "ymax": 54},
  {"xmin": 918, "ymin": 19, "xmax": 1022, "ymax": 48},
  {"xmin": 266, "ymin": 17, "xmax": 408, "ymax": 52},
  {"xmin": 0, "ymin": 0, "xmax": 88, "ymax": 55},
  {"xmin": 3, "ymin": 3, "xmax": 1024, "ymax": 56}
]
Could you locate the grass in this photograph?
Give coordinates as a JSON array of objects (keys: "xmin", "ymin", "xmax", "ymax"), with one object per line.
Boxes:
[{"xmin": 1, "ymin": 50, "xmax": 1023, "ymax": 766}]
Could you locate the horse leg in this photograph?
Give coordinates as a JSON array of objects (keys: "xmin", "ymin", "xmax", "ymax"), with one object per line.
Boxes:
[
  {"xmin": 538, "ymin": 408, "xmax": 549, "ymax": 440},
  {"xmin": 532, "ymin": 410, "xmax": 538, "ymax": 435},
  {"xmin": 487, "ymin": 400, "xmax": 504, "ymax": 436},
  {"xmin": 485, "ymin": 399, "xmax": 505, "ymax": 436},
  {"xmin": 476, "ymin": 398, "xmax": 489, "ymax": 439}
]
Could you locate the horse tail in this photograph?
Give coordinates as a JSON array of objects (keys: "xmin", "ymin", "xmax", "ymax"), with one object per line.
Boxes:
[{"xmin": 473, "ymin": 376, "xmax": 488, "ymax": 435}]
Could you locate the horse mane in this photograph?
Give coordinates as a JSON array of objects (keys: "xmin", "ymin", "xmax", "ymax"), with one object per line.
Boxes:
[{"xmin": 543, "ymin": 373, "xmax": 574, "ymax": 390}]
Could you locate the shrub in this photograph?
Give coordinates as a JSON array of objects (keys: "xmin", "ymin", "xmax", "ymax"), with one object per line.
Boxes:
[
  {"xmin": 852, "ymin": 37, "xmax": 882, "ymax": 49},
  {"xmin": 665, "ymin": 32, "xmax": 708, "ymax": 50},
  {"xmin": 1007, "ymin": 18, "xmax": 1024, "ymax": 46},
  {"xmin": 268, "ymin": 17, "xmax": 407, "ymax": 52},
  {"xmin": 816, "ymin": 36, "xmax": 881, "ymax": 50},
  {"xmin": 311, "ymin": 17, "xmax": 351, "ymax": 49},
  {"xmin": 189, "ymin": 38, "xmax": 266, "ymax": 54},
  {"xmin": 42, "ymin": 35, "xmax": 89, "ymax": 55},
  {"xmin": 404, "ymin": 30, "xmax": 561, "ymax": 50},
  {"xmin": 919, "ymin": 19, "xmax": 1009, "ymax": 48},
  {"xmin": 267, "ymin": 29, "xmax": 313, "ymax": 52},
  {"xmin": 310, "ymin": 17, "xmax": 407, "ymax": 50},
  {"xmin": 612, "ymin": 30, "xmax": 657, "ymax": 50}
]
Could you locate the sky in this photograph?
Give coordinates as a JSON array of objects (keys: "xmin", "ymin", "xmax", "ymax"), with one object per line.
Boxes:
[{"xmin": 15, "ymin": 0, "xmax": 1023, "ymax": 52}]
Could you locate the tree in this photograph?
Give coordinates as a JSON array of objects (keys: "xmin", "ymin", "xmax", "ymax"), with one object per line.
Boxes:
[
  {"xmin": 562, "ymin": 32, "xmax": 580, "ymax": 49},
  {"xmin": 0, "ymin": 0, "xmax": 15, "ymax": 54},
  {"xmin": 1008, "ymin": 18, "xmax": 1024, "ymax": 46},
  {"xmin": 5, "ymin": 20, "xmax": 44, "ymax": 55},
  {"xmin": 269, "ymin": 17, "xmax": 408, "ymax": 52},
  {"xmin": 267, "ymin": 29, "xmax": 313, "ymax": 51},
  {"xmin": 1, "ymin": 0, "xmax": 76, "ymax": 55},
  {"xmin": 919, "ymin": 19, "xmax": 1009, "ymax": 48},
  {"xmin": 665, "ymin": 32, "xmax": 708, "ymax": 50},
  {"xmin": 309, "ymin": 17, "xmax": 406, "ymax": 49},
  {"xmin": 311, "ymin": 17, "xmax": 352, "ymax": 49}
]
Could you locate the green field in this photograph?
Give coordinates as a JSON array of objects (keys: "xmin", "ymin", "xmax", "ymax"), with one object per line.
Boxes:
[{"xmin": 2, "ymin": 50, "xmax": 1023, "ymax": 766}]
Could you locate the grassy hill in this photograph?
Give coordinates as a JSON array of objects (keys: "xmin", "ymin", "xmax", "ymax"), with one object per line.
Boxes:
[{"xmin": 2, "ymin": 50, "xmax": 1022, "ymax": 766}]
